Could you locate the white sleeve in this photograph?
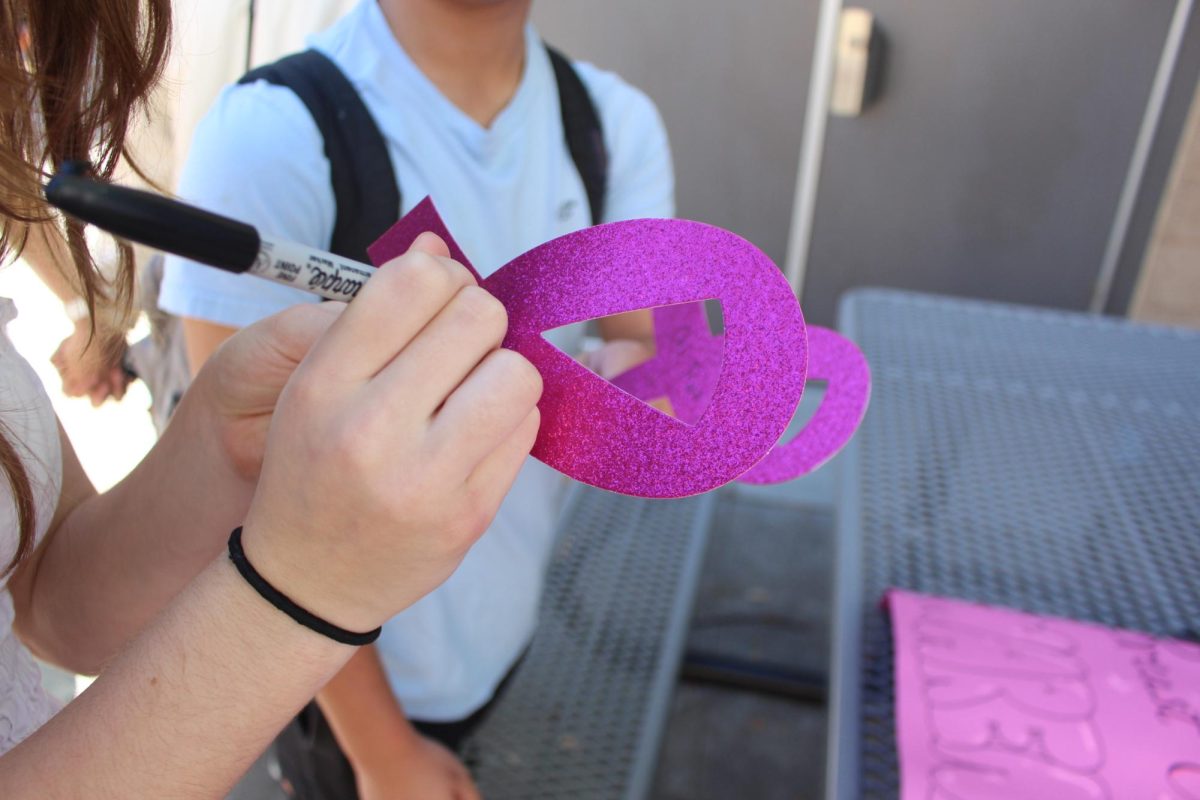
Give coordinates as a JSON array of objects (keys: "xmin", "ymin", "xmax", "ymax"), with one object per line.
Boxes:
[
  {"xmin": 158, "ymin": 80, "xmax": 336, "ymax": 328},
  {"xmin": 574, "ymin": 63, "xmax": 675, "ymax": 223}
]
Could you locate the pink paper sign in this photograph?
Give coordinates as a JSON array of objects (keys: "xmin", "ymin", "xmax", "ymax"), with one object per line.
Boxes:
[
  {"xmin": 368, "ymin": 198, "xmax": 811, "ymax": 498},
  {"xmin": 611, "ymin": 302, "xmax": 871, "ymax": 483},
  {"xmin": 888, "ymin": 589, "xmax": 1200, "ymax": 800}
]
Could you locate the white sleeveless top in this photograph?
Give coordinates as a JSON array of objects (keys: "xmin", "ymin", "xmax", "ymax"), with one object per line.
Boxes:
[{"xmin": 0, "ymin": 298, "xmax": 63, "ymax": 754}]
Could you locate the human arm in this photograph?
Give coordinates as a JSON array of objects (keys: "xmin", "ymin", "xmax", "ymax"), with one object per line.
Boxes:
[
  {"xmin": 159, "ymin": 80, "xmax": 336, "ymax": 373},
  {"xmin": 16, "ymin": 117, "xmax": 370, "ymax": 667},
  {"xmin": 589, "ymin": 310, "xmax": 655, "ymax": 378},
  {"xmin": 181, "ymin": 317, "xmax": 237, "ymax": 376},
  {"xmin": 318, "ymin": 646, "xmax": 481, "ymax": 800},
  {"xmin": 19, "ymin": 222, "xmax": 130, "ymax": 404},
  {"xmin": 9, "ymin": 302, "xmax": 338, "ymax": 674},
  {"xmin": 1, "ymin": 557, "xmax": 355, "ymax": 798},
  {"xmin": 18, "ymin": 223, "xmax": 82, "ymax": 307},
  {"xmin": 578, "ymin": 64, "xmax": 675, "ymax": 375},
  {"xmin": 10, "ymin": 234, "xmax": 538, "ymax": 677},
  {"xmin": 10, "ymin": 79, "xmax": 423, "ymax": 674},
  {"xmin": 158, "ymin": 80, "xmax": 333, "ymax": 333},
  {"xmin": 2, "ymin": 234, "xmax": 542, "ymax": 797}
]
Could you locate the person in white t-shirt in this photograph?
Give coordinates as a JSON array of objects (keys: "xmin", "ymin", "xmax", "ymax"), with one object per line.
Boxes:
[{"xmin": 159, "ymin": 1, "xmax": 674, "ymax": 797}]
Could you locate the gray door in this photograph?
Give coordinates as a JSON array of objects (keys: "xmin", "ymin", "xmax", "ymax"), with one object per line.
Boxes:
[
  {"xmin": 533, "ymin": 1, "xmax": 820, "ymax": 268},
  {"xmin": 801, "ymin": 1, "xmax": 1184, "ymax": 326}
]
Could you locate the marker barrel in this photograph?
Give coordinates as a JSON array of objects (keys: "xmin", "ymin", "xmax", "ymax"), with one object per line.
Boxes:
[{"xmin": 251, "ymin": 237, "xmax": 374, "ymax": 302}]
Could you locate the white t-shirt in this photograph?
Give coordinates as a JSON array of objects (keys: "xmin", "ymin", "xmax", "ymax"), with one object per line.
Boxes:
[{"xmin": 160, "ymin": 0, "xmax": 673, "ymax": 720}]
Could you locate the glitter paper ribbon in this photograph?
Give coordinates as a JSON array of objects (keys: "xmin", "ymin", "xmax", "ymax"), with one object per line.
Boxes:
[
  {"xmin": 369, "ymin": 198, "xmax": 869, "ymax": 498},
  {"xmin": 611, "ymin": 303, "xmax": 871, "ymax": 484}
]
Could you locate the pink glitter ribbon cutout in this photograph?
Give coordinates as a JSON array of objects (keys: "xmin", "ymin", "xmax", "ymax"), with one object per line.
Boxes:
[
  {"xmin": 611, "ymin": 302, "xmax": 871, "ymax": 484},
  {"xmin": 369, "ymin": 198, "xmax": 869, "ymax": 498}
]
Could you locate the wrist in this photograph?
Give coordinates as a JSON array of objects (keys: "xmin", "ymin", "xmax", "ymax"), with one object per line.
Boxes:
[
  {"xmin": 237, "ymin": 517, "xmax": 385, "ymax": 637},
  {"xmin": 64, "ymin": 298, "xmax": 90, "ymax": 325},
  {"xmin": 209, "ymin": 555, "xmax": 354, "ymax": 679},
  {"xmin": 227, "ymin": 527, "xmax": 381, "ymax": 647}
]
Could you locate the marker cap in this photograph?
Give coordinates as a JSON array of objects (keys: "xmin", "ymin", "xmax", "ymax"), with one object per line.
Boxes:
[{"xmin": 45, "ymin": 167, "xmax": 261, "ymax": 272}]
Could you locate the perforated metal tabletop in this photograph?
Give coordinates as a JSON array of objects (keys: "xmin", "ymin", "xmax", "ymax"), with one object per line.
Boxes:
[
  {"xmin": 827, "ymin": 290, "xmax": 1200, "ymax": 800},
  {"xmin": 462, "ymin": 485, "xmax": 714, "ymax": 800}
]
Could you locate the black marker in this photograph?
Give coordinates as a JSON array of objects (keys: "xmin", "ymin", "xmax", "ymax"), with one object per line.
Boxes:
[{"xmin": 45, "ymin": 167, "xmax": 374, "ymax": 303}]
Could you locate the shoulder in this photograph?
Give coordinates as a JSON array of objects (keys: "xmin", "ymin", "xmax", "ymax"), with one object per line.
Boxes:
[
  {"xmin": 569, "ymin": 60, "xmax": 667, "ymax": 143},
  {"xmin": 179, "ymin": 77, "xmax": 334, "ymax": 237},
  {"xmin": 559, "ymin": 56, "xmax": 675, "ymax": 220},
  {"xmin": 191, "ymin": 78, "xmax": 325, "ymax": 166},
  {"xmin": 162, "ymin": 75, "xmax": 336, "ymax": 326},
  {"xmin": 180, "ymin": 75, "xmax": 334, "ymax": 221}
]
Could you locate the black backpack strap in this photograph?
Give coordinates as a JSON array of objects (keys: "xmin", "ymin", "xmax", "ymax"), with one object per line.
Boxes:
[
  {"xmin": 546, "ymin": 46, "xmax": 608, "ymax": 225},
  {"xmin": 239, "ymin": 50, "xmax": 401, "ymax": 263}
]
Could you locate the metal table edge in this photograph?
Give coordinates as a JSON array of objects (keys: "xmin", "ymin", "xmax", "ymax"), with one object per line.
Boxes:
[
  {"xmin": 625, "ymin": 490, "xmax": 718, "ymax": 800},
  {"xmin": 825, "ymin": 290, "xmax": 869, "ymax": 800}
]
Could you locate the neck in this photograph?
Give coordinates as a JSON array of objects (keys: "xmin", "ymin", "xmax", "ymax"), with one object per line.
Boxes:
[{"xmin": 379, "ymin": 0, "xmax": 531, "ymax": 127}]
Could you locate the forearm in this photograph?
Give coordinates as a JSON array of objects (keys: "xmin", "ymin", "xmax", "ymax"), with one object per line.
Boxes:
[
  {"xmin": 20, "ymin": 223, "xmax": 81, "ymax": 306},
  {"xmin": 597, "ymin": 308, "xmax": 654, "ymax": 348},
  {"xmin": 318, "ymin": 644, "xmax": 418, "ymax": 769},
  {"xmin": 0, "ymin": 557, "xmax": 352, "ymax": 799},
  {"xmin": 18, "ymin": 391, "xmax": 254, "ymax": 672}
]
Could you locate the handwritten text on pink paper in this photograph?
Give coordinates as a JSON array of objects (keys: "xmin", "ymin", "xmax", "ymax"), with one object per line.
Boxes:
[{"xmin": 888, "ymin": 590, "xmax": 1200, "ymax": 800}]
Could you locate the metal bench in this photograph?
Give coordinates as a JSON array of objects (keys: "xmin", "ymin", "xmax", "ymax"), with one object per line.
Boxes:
[
  {"xmin": 462, "ymin": 485, "xmax": 716, "ymax": 800},
  {"xmin": 827, "ymin": 289, "xmax": 1200, "ymax": 799}
]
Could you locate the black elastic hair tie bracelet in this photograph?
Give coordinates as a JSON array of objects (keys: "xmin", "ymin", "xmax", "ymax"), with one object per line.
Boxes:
[{"xmin": 227, "ymin": 526, "xmax": 381, "ymax": 646}]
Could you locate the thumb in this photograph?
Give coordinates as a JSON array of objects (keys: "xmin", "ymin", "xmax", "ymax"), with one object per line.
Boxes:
[
  {"xmin": 210, "ymin": 302, "xmax": 346, "ymax": 411},
  {"xmin": 409, "ymin": 231, "xmax": 451, "ymax": 259},
  {"xmin": 258, "ymin": 302, "xmax": 346, "ymax": 372}
]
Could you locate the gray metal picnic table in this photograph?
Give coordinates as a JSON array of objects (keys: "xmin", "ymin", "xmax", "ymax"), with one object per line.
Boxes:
[
  {"xmin": 826, "ymin": 289, "xmax": 1200, "ymax": 799},
  {"xmin": 461, "ymin": 485, "xmax": 715, "ymax": 800}
]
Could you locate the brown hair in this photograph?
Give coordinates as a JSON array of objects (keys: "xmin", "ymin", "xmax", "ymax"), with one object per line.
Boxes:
[{"xmin": 0, "ymin": 0, "xmax": 171, "ymax": 575}]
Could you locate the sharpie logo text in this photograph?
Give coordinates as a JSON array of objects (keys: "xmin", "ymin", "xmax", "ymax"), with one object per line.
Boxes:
[{"xmin": 307, "ymin": 267, "xmax": 363, "ymax": 298}]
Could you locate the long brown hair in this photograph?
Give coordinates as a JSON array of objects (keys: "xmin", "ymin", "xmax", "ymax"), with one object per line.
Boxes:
[{"xmin": 0, "ymin": 0, "xmax": 171, "ymax": 575}]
